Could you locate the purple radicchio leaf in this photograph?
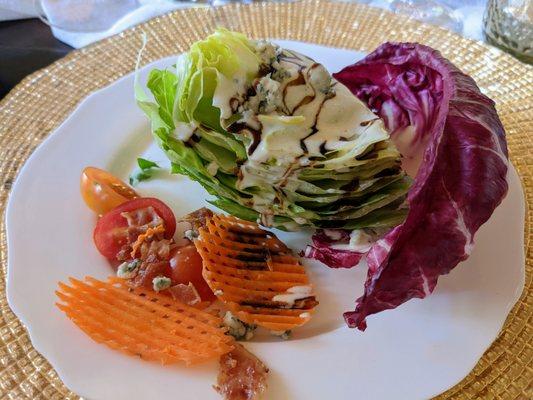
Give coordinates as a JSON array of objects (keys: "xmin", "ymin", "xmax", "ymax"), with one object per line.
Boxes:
[
  {"xmin": 302, "ymin": 229, "xmax": 367, "ymax": 269},
  {"xmin": 322, "ymin": 42, "xmax": 509, "ymax": 330}
]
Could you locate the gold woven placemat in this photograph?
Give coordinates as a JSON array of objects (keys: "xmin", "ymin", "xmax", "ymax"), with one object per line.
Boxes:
[{"xmin": 0, "ymin": 1, "xmax": 531, "ymax": 398}]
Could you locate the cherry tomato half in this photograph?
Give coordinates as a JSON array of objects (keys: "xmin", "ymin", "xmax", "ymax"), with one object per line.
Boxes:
[
  {"xmin": 81, "ymin": 167, "xmax": 138, "ymax": 215},
  {"xmin": 169, "ymin": 245, "xmax": 216, "ymax": 301},
  {"xmin": 93, "ymin": 197, "xmax": 176, "ymax": 260}
]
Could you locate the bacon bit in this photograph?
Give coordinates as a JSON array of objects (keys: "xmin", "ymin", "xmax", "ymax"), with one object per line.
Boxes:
[
  {"xmin": 168, "ymin": 283, "xmax": 202, "ymax": 306},
  {"xmin": 121, "ymin": 206, "xmax": 165, "ymax": 243},
  {"xmin": 130, "ymin": 261, "xmax": 171, "ymax": 289},
  {"xmin": 122, "ymin": 206, "xmax": 163, "ymax": 230},
  {"xmin": 130, "ymin": 224, "xmax": 165, "ymax": 258},
  {"xmin": 179, "ymin": 207, "xmax": 214, "ymax": 232},
  {"xmin": 214, "ymin": 343, "xmax": 269, "ymax": 400},
  {"xmin": 139, "ymin": 239, "xmax": 173, "ymax": 262}
]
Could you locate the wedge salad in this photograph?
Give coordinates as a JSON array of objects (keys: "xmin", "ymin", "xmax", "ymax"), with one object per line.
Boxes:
[
  {"xmin": 135, "ymin": 29, "xmax": 411, "ymax": 232},
  {"xmin": 56, "ymin": 30, "xmax": 509, "ymax": 400}
]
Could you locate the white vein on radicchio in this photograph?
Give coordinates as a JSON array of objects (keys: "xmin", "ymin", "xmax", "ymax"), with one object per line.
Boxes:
[{"xmin": 307, "ymin": 42, "xmax": 509, "ymax": 330}]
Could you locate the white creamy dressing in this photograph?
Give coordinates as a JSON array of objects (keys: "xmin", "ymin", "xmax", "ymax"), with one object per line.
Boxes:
[
  {"xmin": 272, "ymin": 285, "xmax": 314, "ymax": 307},
  {"xmin": 172, "ymin": 121, "xmax": 197, "ymax": 142},
  {"xmin": 212, "ymin": 73, "xmax": 241, "ymax": 120},
  {"xmin": 239, "ymin": 109, "xmax": 261, "ymax": 130},
  {"xmin": 206, "ymin": 161, "xmax": 219, "ymax": 176},
  {"xmin": 329, "ymin": 229, "xmax": 375, "ymax": 253},
  {"xmin": 212, "ymin": 38, "xmax": 262, "ymax": 121},
  {"xmin": 311, "ymin": 84, "xmax": 383, "ymax": 151},
  {"xmin": 178, "ymin": 40, "xmax": 392, "ymax": 225},
  {"xmin": 246, "ymin": 59, "xmax": 383, "ymax": 164},
  {"xmin": 251, "ymin": 114, "xmax": 306, "ymax": 164},
  {"xmin": 217, "ymin": 45, "xmax": 389, "ymax": 194}
]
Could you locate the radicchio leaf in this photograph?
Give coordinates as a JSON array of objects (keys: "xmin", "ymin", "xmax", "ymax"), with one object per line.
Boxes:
[
  {"xmin": 302, "ymin": 230, "xmax": 366, "ymax": 268},
  {"xmin": 328, "ymin": 42, "xmax": 508, "ymax": 330}
]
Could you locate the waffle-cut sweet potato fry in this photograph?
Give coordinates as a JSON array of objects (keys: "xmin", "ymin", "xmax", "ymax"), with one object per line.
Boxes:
[
  {"xmin": 56, "ymin": 276, "xmax": 234, "ymax": 365},
  {"xmin": 196, "ymin": 214, "xmax": 318, "ymax": 332}
]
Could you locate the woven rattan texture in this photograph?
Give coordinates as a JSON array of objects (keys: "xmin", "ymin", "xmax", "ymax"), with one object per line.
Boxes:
[{"xmin": 0, "ymin": 1, "xmax": 531, "ymax": 398}]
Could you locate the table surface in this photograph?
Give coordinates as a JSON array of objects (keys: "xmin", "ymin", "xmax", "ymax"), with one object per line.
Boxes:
[{"xmin": 0, "ymin": 19, "xmax": 72, "ymax": 99}]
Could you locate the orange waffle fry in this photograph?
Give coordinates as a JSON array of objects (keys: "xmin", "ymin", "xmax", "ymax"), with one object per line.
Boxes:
[
  {"xmin": 56, "ymin": 276, "xmax": 234, "ymax": 365},
  {"xmin": 195, "ymin": 214, "xmax": 318, "ymax": 331}
]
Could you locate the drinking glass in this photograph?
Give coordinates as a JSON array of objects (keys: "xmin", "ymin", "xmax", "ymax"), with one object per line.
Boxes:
[
  {"xmin": 483, "ymin": 0, "xmax": 533, "ymax": 63},
  {"xmin": 390, "ymin": 0, "xmax": 463, "ymax": 33}
]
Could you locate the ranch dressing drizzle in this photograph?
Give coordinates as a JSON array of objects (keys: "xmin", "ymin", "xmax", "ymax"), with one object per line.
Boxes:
[
  {"xmin": 272, "ymin": 285, "xmax": 314, "ymax": 307},
  {"xmin": 211, "ymin": 42, "xmax": 388, "ymax": 213}
]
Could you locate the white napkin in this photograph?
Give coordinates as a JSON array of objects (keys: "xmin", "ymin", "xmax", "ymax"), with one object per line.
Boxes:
[
  {"xmin": 0, "ymin": 0, "xmax": 486, "ymax": 49},
  {"xmin": 0, "ymin": 0, "xmax": 202, "ymax": 47},
  {"xmin": 51, "ymin": 2, "xmax": 201, "ymax": 48},
  {"xmin": 0, "ymin": 0, "xmax": 37, "ymax": 20}
]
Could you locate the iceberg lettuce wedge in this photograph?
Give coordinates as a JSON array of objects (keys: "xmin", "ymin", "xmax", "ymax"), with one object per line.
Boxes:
[{"xmin": 136, "ymin": 29, "xmax": 410, "ymax": 231}]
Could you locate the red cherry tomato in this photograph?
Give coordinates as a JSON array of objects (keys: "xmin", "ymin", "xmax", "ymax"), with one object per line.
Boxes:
[
  {"xmin": 169, "ymin": 245, "xmax": 216, "ymax": 301},
  {"xmin": 93, "ymin": 198, "xmax": 176, "ymax": 260}
]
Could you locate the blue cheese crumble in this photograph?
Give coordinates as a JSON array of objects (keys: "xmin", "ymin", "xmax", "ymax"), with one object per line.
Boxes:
[
  {"xmin": 271, "ymin": 330, "xmax": 292, "ymax": 340},
  {"xmin": 223, "ymin": 311, "xmax": 256, "ymax": 341},
  {"xmin": 116, "ymin": 259, "xmax": 141, "ymax": 279},
  {"xmin": 152, "ymin": 276, "xmax": 172, "ymax": 292}
]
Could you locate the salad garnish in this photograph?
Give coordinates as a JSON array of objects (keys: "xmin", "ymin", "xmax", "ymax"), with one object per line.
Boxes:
[
  {"xmin": 61, "ymin": 164, "xmax": 320, "ymax": 399},
  {"xmin": 135, "ymin": 32, "xmax": 508, "ymax": 331},
  {"xmin": 80, "ymin": 166, "xmax": 138, "ymax": 215},
  {"xmin": 129, "ymin": 157, "xmax": 161, "ymax": 186}
]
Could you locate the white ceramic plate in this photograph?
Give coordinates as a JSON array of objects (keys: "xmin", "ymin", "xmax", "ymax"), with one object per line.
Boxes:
[{"xmin": 6, "ymin": 41, "xmax": 525, "ymax": 400}]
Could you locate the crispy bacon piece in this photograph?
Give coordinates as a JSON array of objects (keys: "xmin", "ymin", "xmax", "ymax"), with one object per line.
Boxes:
[
  {"xmin": 139, "ymin": 238, "xmax": 173, "ymax": 262},
  {"xmin": 116, "ymin": 207, "xmax": 168, "ymax": 262},
  {"xmin": 130, "ymin": 224, "xmax": 166, "ymax": 258},
  {"xmin": 215, "ymin": 343, "xmax": 269, "ymax": 400},
  {"xmin": 122, "ymin": 206, "xmax": 165, "ymax": 243},
  {"xmin": 180, "ymin": 207, "xmax": 214, "ymax": 233},
  {"xmin": 130, "ymin": 261, "xmax": 171, "ymax": 288},
  {"xmin": 168, "ymin": 283, "xmax": 202, "ymax": 306},
  {"xmin": 123, "ymin": 209, "xmax": 215, "ymax": 290}
]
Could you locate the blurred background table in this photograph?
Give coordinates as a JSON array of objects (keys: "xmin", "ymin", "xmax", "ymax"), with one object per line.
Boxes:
[{"xmin": 0, "ymin": 18, "xmax": 72, "ymax": 98}]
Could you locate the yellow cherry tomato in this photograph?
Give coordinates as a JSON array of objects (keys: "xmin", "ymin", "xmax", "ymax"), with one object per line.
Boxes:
[{"xmin": 80, "ymin": 167, "xmax": 138, "ymax": 215}]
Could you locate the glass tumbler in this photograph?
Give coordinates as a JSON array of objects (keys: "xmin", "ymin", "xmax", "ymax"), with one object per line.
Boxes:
[{"xmin": 483, "ymin": 0, "xmax": 533, "ymax": 64}]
